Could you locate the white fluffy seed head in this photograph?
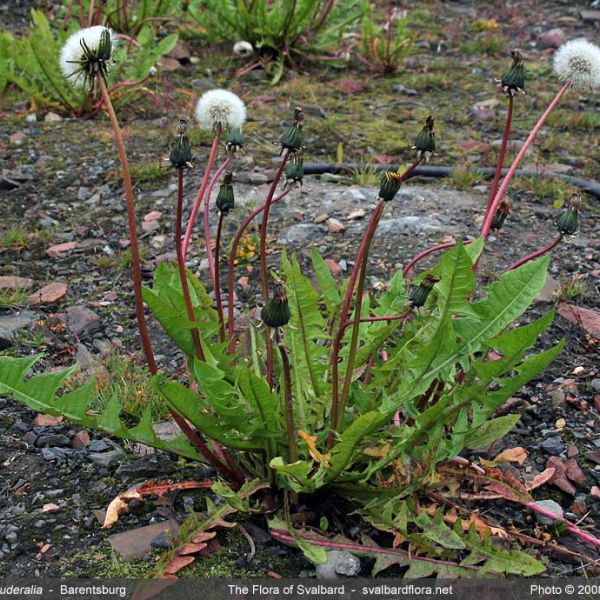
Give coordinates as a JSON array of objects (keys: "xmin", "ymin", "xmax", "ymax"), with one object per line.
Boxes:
[
  {"xmin": 195, "ymin": 89, "xmax": 246, "ymax": 132},
  {"xmin": 553, "ymin": 38, "xmax": 600, "ymax": 90},
  {"xmin": 60, "ymin": 25, "xmax": 117, "ymax": 89}
]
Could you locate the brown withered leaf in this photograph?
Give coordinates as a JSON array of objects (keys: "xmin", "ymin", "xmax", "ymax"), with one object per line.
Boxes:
[
  {"xmin": 102, "ymin": 480, "xmax": 213, "ymax": 529},
  {"xmin": 298, "ymin": 430, "xmax": 331, "ymax": 466},
  {"xmin": 163, "ymin": 555, "xmax": 195, "ymax": 576},
  {"xmin": 494, "ymin": 446, "xmax": 528, "ymax": 465}
]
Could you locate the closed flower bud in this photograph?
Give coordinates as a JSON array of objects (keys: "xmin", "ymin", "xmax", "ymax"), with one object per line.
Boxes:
[
  {"xmin": 491, "ymin": 200, "xmax": 511, "ymax": 231},
  {"xmin": 225, "ymin": 128, "xmax": 246, "ymax": 153},
  {"xmin": 216, "ymin": 171, "xmax": 235, "ymax": 214},
  {"xmin": 169, "ymin": 118, "xmax": 193, "ymax": 168},
  {"xmin": 261, "ymin": 283, "xmax": 290, "ymax": 328},
  {"xmin": 412, "ymin": 116, "xmax": 436, "ymax": 162},
  {"xmin": 498, "ymin": 50, "xmax": 526, "ymax": 96},
  {"xmin": 556, "ymin": 195, "xmax": 581, "ymax": 235},
  {"xmin": 378, "ymin": 171, "xmax": 403, "ymax": 201},
  {"xmin": 409, "ymin": 274, "xmax": 439, "ymax": 308},
  {"xmin": 285, "ymin": 155, "xmax": 304, "ymax": 186},
  {"xmin": 281, "ymin": 107, "xmax": 304, "ymax": 153}
]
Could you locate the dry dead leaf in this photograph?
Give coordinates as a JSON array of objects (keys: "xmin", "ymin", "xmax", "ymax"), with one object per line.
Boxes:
[{"xmin": 494, "ymin": 446, "xmax": 528, "ymax": 465}]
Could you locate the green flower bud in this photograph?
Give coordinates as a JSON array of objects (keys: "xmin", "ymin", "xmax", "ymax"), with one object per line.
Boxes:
[
  {"xmin": 498, "ymin": 50, "xmax": 526, "ymax": 96},
  {"xmin": 285, "ymin": 156, "xmax": 304, "ymax": 186},
  {"xmin": 169, "ymin": 122, "xmax": 193, "ymax": 168},
  {"xmin": 216, "ymin": 171, "xmax": 235, "ymax": 214},
  {"xmin": 409, "ymin": 274, "xmax": 439, "ymax": 308},
  {"xmin": 412, "ymin": 116, "xmax": 435, "ymax": 161},
  {"xmin": 169, "ymin": 135, "xmax": 192, "ymax": 169},
  {"xmin": 261, "ymin": 283, "xmax": 290, "ymax": 328},
  {"xmin": 281, "ymin": 106, "xmax": 304, "ymax": 153},
  {"xmin": 378, "ymin": 171, "xmax": 403, "ymax": 201},
  {"xmin": 225, "ymin": 127, "xmax": 245, "ymax": 153},
  {"xmin": 491, "ymin": 200, "xmax": 511, "ymax": 231},
  {"xmin": 556, "ymin": 195, "xmax": 581, "ymax": 235},
  {"xmin": 97, "ymin": 28, "xmax": 112, "ymax": 61}
]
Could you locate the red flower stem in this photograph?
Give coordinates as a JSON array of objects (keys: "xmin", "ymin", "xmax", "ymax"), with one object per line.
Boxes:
[
  {"xmin": 202, "ymin": 154, "xmax": 233, "ymax": 289},
  {"xmin": 328, "ymin": 201, "xmax": 384, "ymax": 448},
  {"xmin": 260, "ymin": 152, "xmax": 290, "ymax": 387},
  {"xmin": 99, "ymin": 78, "xmax": 157, "ymax": 375},
  {"xmin": 481, "ymin": 82, "xmax": 572, "ymax": 239},
  {"xmin": 403, "ymin": 239, "xmax": 473, "ymax": 276},
  {"xmin": 485, "ymin": 95, "xmax": 513, "ymax": 216},
  {"xmin": 182, "ymin": 125, "xmax": 222, "ymax": 259},
  {"xmin": 337, "ymin": 249, "xmax": 371, "ymax": 427},
  {"xmin": 526, "ymin": 502, "xmax": 600, "ymax": 547},
  {"xmin": 227, "ymin": 188, "xmax": 292, "ymax": 353},
  {"xmin": 356, "ymin": 310, "xmax": 412, "ymax": 324},
  {"xmin": 508, "ymin": 235, "xmax": 562, "ymax": 271},
  {"xmin": 275, "ymin": 329, "xmax": 298, "ymax": 463},
  {"xmin": 88, "ymin": 0, "xmax": 95, "ymax": 26},
  {"xmin": 99, "ymin": 81, "xmax": 237, "ymax": 481},
  {"xmin": 214, "ymin": 211, "xmax": 226, "ymax": 343},
  {"xmin": 175, "ymin": 168, "xmax": 206, "ymax": 362}
]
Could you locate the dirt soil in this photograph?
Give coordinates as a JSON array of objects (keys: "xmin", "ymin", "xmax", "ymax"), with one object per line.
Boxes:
[{"xmin": 0, "ymin": 0, "xmax": 599, "ymax": 580}]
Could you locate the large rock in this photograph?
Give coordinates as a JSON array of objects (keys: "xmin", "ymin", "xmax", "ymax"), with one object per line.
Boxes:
[
  {"xmin": 66, "ymin": 305, "xmax": 100, "ymax": 336},
  {"xmin": 0, "ymin": 310, "xmax": 37, "ymax": 349}
]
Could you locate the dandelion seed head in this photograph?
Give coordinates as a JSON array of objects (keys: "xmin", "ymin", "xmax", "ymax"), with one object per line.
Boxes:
[
  {"xmin": 195, "ymin": 89, "xmax": 246, "ymax": 132},
  {"xmin": 553, "ymin": 38, "xmax": 600, "ymax": 90},
  {"xmin": 60, "ymin": 26, "xmax": 117, "ymax": 89}
]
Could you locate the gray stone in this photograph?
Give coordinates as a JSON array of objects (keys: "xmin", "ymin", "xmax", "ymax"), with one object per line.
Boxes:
[
  {"xmin": 534, "ymin": 499, "xmax": 564, "ymax": 525},
  {"xmin": 0, "ymin": 311, "xmax": 37, "ymax": 349},
  {"xmin": 580, "ymin": 9, "xmax": 600, "ymax": 22},
  {"xmin": 591, "ymin": 379, "xmax": 600, "ymax": 393},
  {"xmin": 541, "ymin": 437, "xmax": 565, "ymax": 455},
  {"xmin": 35, "ymin": 434, "xmax": 70, "ymax": 448},
  {"xmin": 88, "ymin": 440, "xmax": 126, "ymax": 468},
  {"xmin": 377, "ymin": 216, "xmax": 441, "ymax": 235},
  {"xmin": 88, "ymin": 439, "xmax": 109, "ymax": 452},
  {"xmin": 277, "ymin": 223, "xmax": 323, "ymax": 245},
  {"xmin": 348, "ymin": 188, "xmax": 368, "ymax": 201},
  {"xmin": 66, "ymin": 306, "xmax": 100, "ymax": 336},
  {"xmin": 536, "ymin": 275, "xmax": 560, "ymax": 303},
  {"xmin": 75, "ymin": 343, "xmax": 95, "ymax": 371},
  {"xmin": 392, "ymin": 84, "xmax": 418, "ymax": 96},
  {"xmin": 315, "ymin": 550, "xmax": 361, "ymax": 579},
  {"xmin": 4, "ymin": 531, "xmax": 17, "ymax": 544},
  {"xmin": 116, "ymin": 455, "xmax": 175, "ymax": 479}
]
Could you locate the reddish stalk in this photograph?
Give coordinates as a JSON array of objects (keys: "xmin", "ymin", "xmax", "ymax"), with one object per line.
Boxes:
[
  {"xmin": 88, "ymin": 0, "xmax": 95, "ymax": 26},
  {"xmin": 259, "ymin": 152, "xmax": 290, "ymax": 386},
  {"xmin": 275, "ymin": 330, "xmax": 298, "ymax": 463},
  {"xmin": 508, "ymin": 235, "xmax": 562, "ymax": 271},
  {"xmin": 337, "ymin": 251, "xmax": 370, "ymax": 429},
  {"xmin": 182, "ymin": 125, "xmax": 222, "ymax": 258},
  {"xmin": 98, "ymin": 78, "xmax": 157, "ymax": 374},
  {"xmin": 214, "ymin": 212, "xmax": 226, "ymax": 343},
  {"xmin": 202, "ymin": 154, "xmax": 233, "ymax": 289},
  {"xmin": 175, "ymin": 168, "xmax": 206, "ymax": 362},
  {"xmin": 485, "ymin": 95, "xmax": 514, "ymax": 216},
  {"xmin": 357, "ymin": 310, "xmax": 412, "ymax": 325},
  {"xmin": 527, "ymin": 502, "xmax": 600, "ymax": 548},
  {"xmin": 227, "ymin": 188, "xmax": 292, "ymax": 352},
  {"xmin": 481, "ymin": 82, "xmax": 572, "ymax": 238},
  {"xmin": 328, "ymin": 201, "xmax": 384, "ymax": 448},
  {"xmin": 100, "ymin": 80, "xmax": 238, "ymax": 482},
  {"xmin": 403, "ymin": 239, "xmax": 473, "ymax": 276}
]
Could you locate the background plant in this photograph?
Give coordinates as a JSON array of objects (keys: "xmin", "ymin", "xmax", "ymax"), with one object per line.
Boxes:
[
  {"xmin": 0, "ymin": 9, "xmax": 177, "ymax": 115},
  {"xmin": 188, "ymin": 0, "xmax": 364, "ymax": 82},
  {"xmin": 1, "ymin": 32, "xmax": 599, "ymax": 576}
]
